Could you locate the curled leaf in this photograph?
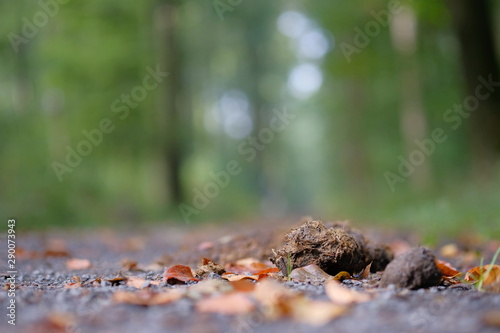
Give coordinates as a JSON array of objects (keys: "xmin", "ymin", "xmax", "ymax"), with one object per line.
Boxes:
[
  {"xmin": 435, "ymin": 259, "xmax": 461, "ymax": 278},
  {"xmin": 465, "ymin": 264, "xmax": 500, "ymax": 286},
  {"xmin": 225, "ymin": 258, "xmax": 272, "ymax": 274},
  {"xmin": 289, "ymin": 264, "xmax": 333, "ymax": 283},
  {"xmin": 163, "ymin": 265, "xmax": 199, "ymax": 284}
]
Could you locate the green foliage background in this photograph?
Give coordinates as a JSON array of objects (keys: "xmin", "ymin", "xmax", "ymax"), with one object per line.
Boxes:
[{"xmin": 0, "ymin": 0, "xmax": 499, "ymax": 238}]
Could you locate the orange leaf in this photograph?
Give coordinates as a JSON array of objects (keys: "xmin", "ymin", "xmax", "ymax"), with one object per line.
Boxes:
[
  {"xmin": 465, "ymin": 265, "xmax": 500, "ymax": 286},
  {"xmin": 255, "ymin": 267, "xmax": 280, "ymax": 275},
  {"xmin": 221, "ymin": 273, "xmax": 259, "ymax": 282},
  {"xmin": 325, "ymin": 280, "xmax": 371, "ymax": 305},
  {"xmin": 196, "ymin": 292, "xmax": 255, "ymax": 315},
  {"xmin": 435, "ymin": 259, "xmax": 461, "ymax": 278},
  {"xmin": 225, "ymin": 258, "xmax": 272, "ymax": 274},
  {"xmin": 230, "ymin": 279, "xmax": 256, "ymax": 292},
  {"xmin": 163, "ymin": 265, "xmax": 199, "ymax": 284},
  {"xmin": 113, "ymin": 290, "xmax": 183, "ymax": 306},
  {"xmin": 66, "ymin": 259, "xmax": 91, "ymax": 270}
]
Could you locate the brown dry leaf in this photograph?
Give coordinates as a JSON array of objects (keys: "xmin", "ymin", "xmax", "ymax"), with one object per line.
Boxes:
[
  {"xmin": 435, "ymin": 259, "xmax": 461, "ymax": 278},
  {"xmin": 289, "ymin": 264, "xmax": 333, "ymax": 283},
  {"xmin": 196, "ymin": 292, "xmax": 255, "ymax": 315},
  {"xmin": 186, "ymin": 279, "xmax": 234, "ymax": 299},
  {"xmin": 198, "ymin": 241, "xmax": 215, "ymax": 251},
  {"xmin": 225, "ymin": 258, "xmax": 272, "ymax": 274},
  {"xmin": 66, "ymin": 258, "xmax": 91, "ymax": 270},
  {"xmin": 483, "ymin": 310, "xmax": 500, "ymax": 327},
  {"xmin": 254, "ymin": 279, "xmax": 346, "ymax": 325},
  {"xmin": 36, "ymin": 312, "xmax": 76, "ymax": 333},
  {"xmin": 230, "ymin": 279, "xmax": 256, "ymax": 292},
  {"xmin": 325, "ymin": 280, "xmax": 371, "ymax": 305},
  {"xmin": 163, "ymin": 265, "xmax": 199, "ymax": 284},
  {"xmin": 222, "ymin": 273, "xmax": 260, "ymax": 282},
  {"xmin": 195, "ymin": 258, "xmax": 226, "ymax": 278},
  {"xmin": 113, "ymin": 289, "xmax": 183, "ymax": 306},
  {"xmin": 44, "ymin": 239, "xmax": 71, "ymax": 258},
  {"xmin": 121, "ymin": 259, "xmax": 140, "ymax": 271},
  {"xmin": 359, "ymin": 262, "xmax": 372, "ymax": 279},
  {"xmin": 465, "ymin": 265, "xmax": 500, "ymax": 286},
  {"xmin": 440, "ymin": 243, "xmax": 459, "ymax": 258},
  {"xmin": 290, "ymin": 298, "xmax": 347, "ymax": 326},
  {"xmin": 64, "ymin": 276, "xmax": 82, "ymax": 289},
  {"xmin": 126, "ymin": 276, "xmax": 152, "ymax": 289},
  {"xmin": 253, "ymin": 279, "xmax": 297, "ymax": 319},
  {"xmin": 105, "ymin": 276, "xmax": 127, "ymax": 286}
]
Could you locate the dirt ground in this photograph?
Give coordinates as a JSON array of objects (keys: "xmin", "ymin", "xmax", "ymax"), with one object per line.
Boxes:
[{"xmin": 2, "ymin": 220, "xmax": 500, "ymax": 333}]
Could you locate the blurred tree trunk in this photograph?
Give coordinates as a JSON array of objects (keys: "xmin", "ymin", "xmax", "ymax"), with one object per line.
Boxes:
[
  {"xmin": 343, "ymin": 79, "xmax": 370, "ymax": 196},
  {"xmin": 155, "ymin": 0, "xmax": 186, "ymax": 204},
  {"xmin": 447, "ymin": 0, "xmax": 500, "ymax": 177},
  {"xmin": 390, "ymin": 6, "xmax": 431, "ymax": 191}
]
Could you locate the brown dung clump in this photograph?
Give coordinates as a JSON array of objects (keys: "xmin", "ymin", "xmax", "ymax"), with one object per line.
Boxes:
[
  {"xmin": 270, "ymin": 220, "xmax": 367, "ymax": 276},
  {"xmin": 380, "ymin": 246, "xmax": 442, "ymax": 289}
]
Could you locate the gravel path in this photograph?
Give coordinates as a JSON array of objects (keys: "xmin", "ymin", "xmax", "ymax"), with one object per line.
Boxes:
[{"xmin": 1, "ymin": 224, "xmax": 500, "ymax": 333}]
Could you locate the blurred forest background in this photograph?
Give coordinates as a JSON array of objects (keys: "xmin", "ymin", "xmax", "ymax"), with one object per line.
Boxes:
[{"xmin": 1, "ymin": 0, "xmax": 500, "ymax": 237}]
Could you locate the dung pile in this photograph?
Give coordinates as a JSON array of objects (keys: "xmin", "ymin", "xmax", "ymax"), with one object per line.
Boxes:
[
  {"xmin": 271, "ymin": 220, "xmax": 392, "ymax": 276},
  {"xmin": 380, "ymin": 246, "xmax": 442, "ymax": 289}
]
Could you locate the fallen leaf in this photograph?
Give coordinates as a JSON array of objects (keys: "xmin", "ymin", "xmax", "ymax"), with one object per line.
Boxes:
[
  {"xmin": 198, "ymin": 241, "xmax": 214, "ymax": 251},
  {"xmin": 255, "ymin": 267, "xmax": 280, "ymax": 275},
  {"xmin": 45, "ymin": 239, "xmax": 71, "ymax": 258},
  {"xmin": 483, "ymin": 310, "xmax": 500, "ymax": 327},
  {"xmin": 186, "ymin": 279, "xmax": 233, "ymax": 299},
  {"xmin": 253, "ymin": 279, "xmax": 298, "ymax": 319},
  {"xmin": 121, "ymin": 259, "xmax": 140, "ymax": 271},
  {"xmin": 435, "ymin": 259, "xmax": 461, "ymax": 278},
  {"xmin": 225, "ymin": 258, "xmax": 272, "ymax": 274},
  {"xmin": 163, "ymin": 265, "xmax": 199, "ymax": 284},
  {"xmin": 113, "ymin": 290, "xmax": 183, "ymax": 306},
  {"xmin": 195, "ymin": 258, "xmax": 226, "ymax": 278},
  {"xmin": 254, "ymin": 279, "xmax": 347, "ymax": 325},
  {"xmin": 290, "ymin": 298, "xmax": 347, "ymax": 326},
  {"xmin": 64, "ymin": 276, "xmax": 82, "ymax": 289},
  {"xmin": 289, "ymin": 264, "xmax": 334, "ymax": 283},
  {"xmin": 359, "ymin": 262, "xmax": 372, "ymax": 279},
  {"xmin": 126, "ymin": 276, "xmax": 159, "ymax": 289},
  {"xmin": 106, "ymin": 276, "xmax": 126, "ymax": 286},
  {"xmin": 196, "ymin": 292, "xmax": 255, "ymax": 315},
  {"xmin": 222, "ymin": 273, "xmax": 259, "ymax": 282},
  {"xmin": 230, "ymin": 279, "xmax": 256, "ymax": 292},
  {"xmin": 465, "ymin": 264, "xmax": 500, "ymax": 286},
  {"xmin": 66, "ymin": 259, "xmax": 91, "ymax": 270},
  {"xmin": 325, "ymin": 280, "xmax": 371, "ymax": 305},
  {"xmin": 36, "ymin": 313, "xmax": 76, "ymax": 332},
  {"xmin": 440, "ymin": 243, "xmax": 459, "ymax": 258}
]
